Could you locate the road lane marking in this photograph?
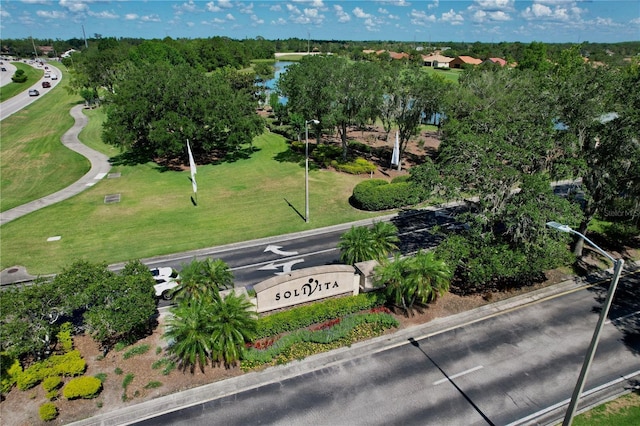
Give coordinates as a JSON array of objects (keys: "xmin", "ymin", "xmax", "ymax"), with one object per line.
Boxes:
[
  {"xmin": 264, "ymin": 245, "xmax": 299, "ymax": 256},
  {"xmin": 433, "ymin": 365, "xmax": 484, "ymax": 385},
  {"xmin": 605, "ymin": 310, "xmax": 640, "ymax": 325},
  {"xmin": 230, "ymin": 247, "xmax": 337, "ymax": 271}
]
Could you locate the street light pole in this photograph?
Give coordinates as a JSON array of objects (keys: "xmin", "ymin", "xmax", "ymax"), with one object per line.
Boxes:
[
  {"xmin": 546, "ymin": 221, "xmax": 625, "ymax": 426},
  {"xmin": 305, "ymin": 119, "xmax": 319, "ymax": 223}
]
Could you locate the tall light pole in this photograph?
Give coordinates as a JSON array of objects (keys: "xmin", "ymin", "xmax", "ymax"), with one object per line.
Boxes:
[
  {"xmin": 546, "ymin": 221, "xmax": 625, "ymax": 426},
  {"xmin": 305, "ymin": 119, "xmax": 319, "ymax": 223}
]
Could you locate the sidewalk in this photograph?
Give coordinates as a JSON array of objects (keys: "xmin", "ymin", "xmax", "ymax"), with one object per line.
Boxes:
[{"xmin": 0, "ymin": 104, "xmax": 111, "ymax": 226}]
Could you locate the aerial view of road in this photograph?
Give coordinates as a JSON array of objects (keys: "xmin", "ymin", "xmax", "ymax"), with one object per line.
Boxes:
[
  {"xmin": 135, "ymin": 272, "xmax": 639, "ymax": 426},
  {"xmin": 0, "ymin": 61, "xmax": 62, "ymax": 121}
]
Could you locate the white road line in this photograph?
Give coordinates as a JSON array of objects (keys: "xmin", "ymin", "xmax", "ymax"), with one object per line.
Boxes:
[
  {"xmin": 505, "ymin": 369, "xmax": 640, "ymax": 426},
  {"xmin": 433, "ymin": 365, "xmax": 484, "ymax": 385},
  {"xmin": 605, "ymin": 310, "xmax": 640, "ymax": 325},
  {"xmin": 230, "ymin": 247, "xmax": 338, "ymax": 271}
]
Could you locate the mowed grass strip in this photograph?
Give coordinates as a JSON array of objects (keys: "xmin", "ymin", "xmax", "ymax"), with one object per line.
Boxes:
[
  {"xmin": 0, "ymin": 62, "xmax": 44, "ymax": 102},
  {"xmin": 0, "ymin": 66, "xmax": 90, "ymax": 211},
  {"xmin": 1, "ymin": 105, "xmax": 384, "ymax": 274}
]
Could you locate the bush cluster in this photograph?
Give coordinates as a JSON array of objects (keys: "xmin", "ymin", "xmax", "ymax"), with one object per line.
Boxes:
[
  {"xmin": 62, "ymin": 376, "xmax": 102, "ymax": 400},
  {"xmin": 255, "ymin": 292, "xmax": 385, "ymax": 339},
  {"xmin": 312, "ymin": 144, "xmax": 343, "ymax": 167},
  {"xmin": 352, "ymin": 179, "xmax": 423, "ymax": 211},
  {"xmin": 38, "ymin": 402, "xmax": 58, "ymax": 421},
  {"xmin": 16, "ymin": 350, "xmax": 86, "ymax": 391},
  {"xmin": 62, "ymin": 376, "xmax": 102, "ymax": 399},
  {"xmin": 331, "ymin": 158, "xmax": 376, "ymax": 174},
  {"xmin": 56, "ymin": 322, "xmax": 74, "ymax": 353},
  {"xmin": 123, "ymin": 344, "xmax": 150, "ymax": 360},
  {"xmin": 42, "ymin": 376, "xmax": 62, "ymax": 392},
  {"xmin": 1, "ymin": 354, "xmax": 21, "ymax": 394},
  {"xmin": 242, "ymin": 312, "xmax": 398, "ymax": 369}
]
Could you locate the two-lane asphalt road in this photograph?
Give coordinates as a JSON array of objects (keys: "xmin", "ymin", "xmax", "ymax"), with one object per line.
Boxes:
[
  {"xmin": 137, "ymin": 271, "xmax": 640, "ymax": 425},
  {"xmin": 0, "ymin": 61, "xmax": 62, "ymax": 121}
]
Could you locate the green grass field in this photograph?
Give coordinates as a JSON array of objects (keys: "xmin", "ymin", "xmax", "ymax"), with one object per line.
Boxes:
[
  {"xmin": 0, "ymin": 85, "xmax": 384, "ymax": 274},
  {"xmin": 0, "ymin": 62, "xmax": 44, "ymax": 102}
]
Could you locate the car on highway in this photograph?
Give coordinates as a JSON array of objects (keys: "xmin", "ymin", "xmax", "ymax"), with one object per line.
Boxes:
[
  {"xmin": 42, "ymin": 81, "xmax": 51, "ymax": 88},
  {"xmin": 150, "ymin": 267, "xmax": 180, "ymax": 300},
  {"xmin": 28, "ymin": 89, "xmax": 39, "ymax": 96},
  {"xmin": 1, "ymin": 67, "xmax": 6, "ymax": 72},
  {"xmin": 44, "ymin": 73, "xmax": 51, "ymax": 78},
  {"xmin": 51, "ymin": 74, "xmax": 58, "ymax": 80}
]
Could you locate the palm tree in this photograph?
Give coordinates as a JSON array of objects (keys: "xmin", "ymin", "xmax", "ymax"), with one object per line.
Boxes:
[
  {"xmin": 373, "ymin": 251, "xmax": 452, "ymax": 315},
  {"xmin": 173, "ymin": 258, "xmax": 234, "ymax": 302},
  {"xmin": 209, "ymin": 292, "xmax": 257, "ymax": 367},
  {"xmin": 202, "ymin": 258, "xmax": 233, "ymax": 291},
  {"xmin": 373, "ymin": 254, "xmax": 411, "ymax": 313},
  {"xmin": 371, "ymin": 221, "xmax": 400, "ymax": 256},
  {"xmin": 338, "ymin": 222, "xmax": 399, "ymax": 265},
  {"xmin": 338, "ymin": 226, "xmax": 377, "ymax": 265},
  {"xmin": 406, "ymin": 250, "xmax": 452, "ymax": 305},
  {"xmin": 164, "ymin": 300, "xmax": 212, "ymax": 373}
]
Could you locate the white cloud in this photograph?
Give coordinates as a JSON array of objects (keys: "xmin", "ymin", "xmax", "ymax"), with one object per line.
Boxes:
[
  {"xmin": 353, "ymin": 7, "xmax": 372, "ymax": 19},
  {"xmin": 36, "ymin": 10, "xmax": 66, "ymax": 19},
  {"xmin": 428, "ymin": 0, "xmax": 439, "ymax": 10},
  {"xmin": 88, "ymin": 10, "xmax": 118, "ymax": 19},
  {"xmin": 206, "ymin": 2, "xmax": 221, "ymax": 12},
  {"xmin": 334, "ymin": 5, "xmax": 350, "ymax": 23},
  {"xmin": 272, "ymin": 17, "xmax": 287, "ymax": 25},
  {"xmin": 270, "ymin": 4, "xmax": 282, "ymax": 12},
  {"xmin": 239, "ymin": 2, "xmax": 254, "ymax": 14},
  {"xmin": 473, "ymin": 0, "xmax": 515, "ymax": 10},
  {"xmin": 124, "ymin": 13, "xmax": 138, "ymax": 21},
  {"xmin": 410, "ymin": 9, "xmax": 436, "ymax": 26},
  {"xmin": 521, "ymin": 1, "xmax": 584, "ymax": 22},
  {"xmin": 441, "ymin": 9, "xmax": 464, "ymax": 25},
  {"xmin": 140, "ymin": 14, "xmax": 161, "ymax": 23},
  {"xmin": 219, "ymin": 0, "xmax": 233, "ymax": 9},
  {"xmin": 175, "ymin": 1, "xmax": 198, "ymax": 14},
  {"xmin": 250, "ymin": 14, "xmax": 264, "ymax": 25},
  {"xmin": 226, "ymin": 13, "xmax": 235, "ymax": 21},
  {"xmin": 59, "ymin": 0, "xmax": 90, "ymax": 14}
]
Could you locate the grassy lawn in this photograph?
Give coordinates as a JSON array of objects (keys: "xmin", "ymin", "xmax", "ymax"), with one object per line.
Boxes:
[
  {"xmin": 0, "ymin": 62, "xmax": 44, "ymax": 102},
  {"xmin": 571, "ymin": 392, "xmax": 640, "ymax": 426},
  {"xmin": 1, "ymin": 102, "xmax": 385, "ymax": 274}
]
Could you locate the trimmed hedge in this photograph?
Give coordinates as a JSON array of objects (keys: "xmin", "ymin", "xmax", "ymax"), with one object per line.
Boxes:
[
  {"xmin": 63, "ymin": 376, "xmax": 102, "ymax": 400},
  {"xmin": 1, "ymin": 354, "xmax": 21, "ymax": 394},
  {"xmin": 39, "ymin": 402, "xmax": 58, "ymax": 421},
  {"xmin": 352, "ymin": 179, "xmax": 423, "ymax": 211},
  {"xmin": 16, "ymin": 350, "xmax": 86, "ymax": 390},
  {"xmin": 255, "ymin": 292, "xmax": 385, "ymax": 339}
]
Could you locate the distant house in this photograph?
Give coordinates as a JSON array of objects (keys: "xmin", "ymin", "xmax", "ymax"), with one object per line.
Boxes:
[
  {"xmin": 483, "ymin": 57, "xmax": 508, "ymax": 67},
  {"xmin": 388, "ymin": 51, "xmax": 409, "ymax": 60},
  {"xmin": 38, "ymin": 46, "xmax": 55, "ymax": 56},
  {"xmin": 449, "ymin": 55, "xmax": 482, "ymax": 68},
  {"xmin": 421, "ymin": 53, "xmax": 454, "ymax": 68}
]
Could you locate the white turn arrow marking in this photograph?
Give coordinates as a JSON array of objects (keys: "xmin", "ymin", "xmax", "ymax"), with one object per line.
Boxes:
[
  {"xmin": 264, "ymin": 245, "xmax": 299, "ymax": 256},
  {"xmin": 258, "ymin": 259, "xmax": 305, "ymax": 275}
]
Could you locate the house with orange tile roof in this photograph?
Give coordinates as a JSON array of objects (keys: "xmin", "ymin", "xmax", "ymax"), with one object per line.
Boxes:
[{"xmin": 449, "ymin": 55, "xmax": 483, "ymax": 68}]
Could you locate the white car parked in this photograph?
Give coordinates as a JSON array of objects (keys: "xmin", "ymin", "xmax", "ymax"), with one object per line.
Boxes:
[{"xmin": 150, "ymin": 267, "xmax": 180, "ymax": 300}]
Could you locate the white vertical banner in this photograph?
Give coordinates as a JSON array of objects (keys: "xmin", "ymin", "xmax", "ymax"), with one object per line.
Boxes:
[
  {"xmin": 187, "ymin": 139, "xmax": 197, "ymax": 193},
  {"xmin": 391, "ymin": 131, "xmax": 400, "ymax": 167}
]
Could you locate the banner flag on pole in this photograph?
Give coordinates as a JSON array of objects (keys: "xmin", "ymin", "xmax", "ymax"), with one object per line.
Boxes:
[
  {"xmin": 187, "ymin": 139, "xmax": 197, "ymax": 193},
  {"xmin": 391, "ymin": 131, "xmax": 400, "ymax": 167}
]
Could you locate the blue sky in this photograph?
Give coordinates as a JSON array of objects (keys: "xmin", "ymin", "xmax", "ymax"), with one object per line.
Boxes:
[{"xmin": 1, "ymin": 1, "xmax": 639, "ymax": 43}]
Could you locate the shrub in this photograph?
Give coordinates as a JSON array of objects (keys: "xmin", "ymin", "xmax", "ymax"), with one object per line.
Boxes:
[
  {"xmin": 254, "ymin": 292, "xmax": 385, "ymax": 339},
  {"xmin": 352, "ymin": 179, "xmax": 422, "ymax": 211},
  {"xmin": 1, "ymin": 354, "xmax": 21, "ymax": 394},
  {"xmin": 63, "ymin": 376, "xmax": 102, "ymax": 399},
  {"xmin": 56, "ymin": 322, "xmax": 74, "ymax": 353},
  {"xmin": 94, "ymin": 373, "xmax": 107, "ymax": 383},
  {"xmin": 123, "ymin": 344, "xmax": 150, "ymax": 360},
  {"xmin": 313, "ymin": 144, "xmax": 342, "ymax": 166},
  {"xmin": 332, "ymin": 158, "xmax": 376, "ymax": 174},
  {"xmin": 18, "ymin": 350, "xmax": 86, "ymax": 390},
  {"xmin": 39, "ymin": 402, "xmax": 58, "ymax": 421},
  {"xmin": 122, "ymin": 373, "xmax": 134, "ymax": 390},
  {"xmin": 114, "ymin": 367, "xmax": 123, "ymax": 375},
  {"xmin": 42, "ymin": 376, "xmax": 62, "ymax": 392},
  {"xmin": 144, "ymin": 381, "xmax": 162, "ymax": 389}
]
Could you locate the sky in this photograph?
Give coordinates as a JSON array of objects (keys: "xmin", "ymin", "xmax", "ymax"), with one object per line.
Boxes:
[{"xmin": 1, "ymin": 0, "xmax": 639, "ymax": 44}]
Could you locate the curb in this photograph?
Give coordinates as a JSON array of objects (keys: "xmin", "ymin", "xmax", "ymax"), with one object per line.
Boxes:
[{"xmin": 68, "ymin": 278, "xmax": 588, "ymax": 426}]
